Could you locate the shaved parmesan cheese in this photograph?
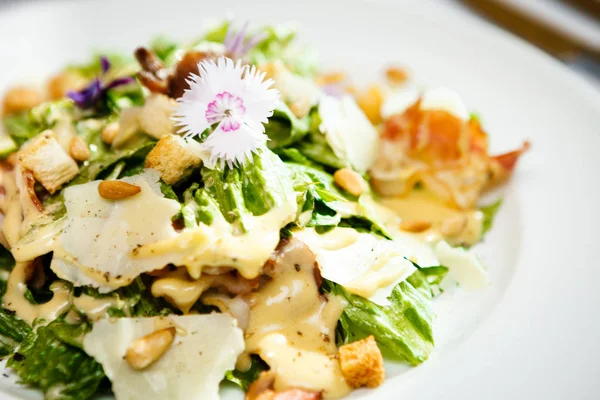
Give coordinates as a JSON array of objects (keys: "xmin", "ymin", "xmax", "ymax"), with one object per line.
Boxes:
[
  {"xmin": 294, "ymin": 227, "xmax": 418, "ymax": 305},
  {"xmin": 318, "ymin": 95, "xmax": 378, "ymax": 173},
  {"xmin": 51, "ymin": 170, "xmax": 180, "ymax": 292},
  {"xmin": 83, "ymin": 314, "xmax": 244, "ymax": 400},
  {"xmin": 434, "ymin": 241, "xmax": 490, "ymax": 289},
  {"xmin": 421, "ymin": 87, "xmax": 469, "ymax": 120}
]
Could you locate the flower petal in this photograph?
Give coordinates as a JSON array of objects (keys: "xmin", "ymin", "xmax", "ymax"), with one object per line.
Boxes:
[{"xmin": 202, "ymin": 123, "xmax": 267, "ymax": 168}]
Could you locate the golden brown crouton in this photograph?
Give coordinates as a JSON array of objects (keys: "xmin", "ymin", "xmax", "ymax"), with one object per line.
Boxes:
[
  {"xmin": 2, "ymin": 86, "xmax": 43, "ymax": 115},
  {"xmin": 145, "ymin": 134, "xmax": 202, "ymax": 185},
  {"xmin": 18, "ymin": 130, "xmax": 79, "ymax": 194},
  {"xmin": 338, "ymin": 335, "xmax": 385, "ymax": 389}
]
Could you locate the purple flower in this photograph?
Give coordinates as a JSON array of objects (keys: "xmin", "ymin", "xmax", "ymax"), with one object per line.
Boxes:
[
  {"xmin": 67, "ymin": 56, "xmax": 135, "ymax": 109},
  {"xmin": 224, "ymin": 21, "xmax": 268, "ymax": 60}
]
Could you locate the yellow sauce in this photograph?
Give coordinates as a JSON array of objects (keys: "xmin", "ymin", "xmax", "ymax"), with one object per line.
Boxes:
[
  {"xmin": 3, "ymin": 262, "xmax": 71, "ymax": 324},
  {"xmin": 151, "ymin": 269, "xmax": 214, "ymax": 314},
  {"xmin": 136, "ymin": 197, "xmax": 297, "ymax": 280},
  {"xmin": 1, "ymin": 170, "xmax": 22, "ymax": 248},
  {"xmin": 245, "ymin": 239, "xmax": 350, "ymax": 399},
  {"xmin": 379, "ymin": 190, "xmax": 483, "ymax": 246}
]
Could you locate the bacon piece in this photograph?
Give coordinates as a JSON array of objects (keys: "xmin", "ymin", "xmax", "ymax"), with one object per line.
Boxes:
[
  {"xmin": 168, "ymin": 51, "xmax": 219, "ymax": 99},
  {"xmin": 22, "ymin": 169, "xmax": 43, "ymax": 212},
  {"xmin": 134, "ymin": 47, "xmax": 169, "ymax": 95},
  {"xmin": 246, "ymin": 372, "xmax": 322, "ymax": 400},
  {"xmin": 373, "ymin": 98, "xmax": 529, "ymax": 209},
  {"xmin": 211, "ymin": 271, "xmax": 260, "ymax": 295}
]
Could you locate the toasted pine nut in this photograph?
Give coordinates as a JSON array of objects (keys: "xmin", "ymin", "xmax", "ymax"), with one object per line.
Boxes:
[
  {"xmin": 124, "ymin": 327, "xmax": 175, "ymax": 370},
  {"xmin": 440, "ymin": 214, "xmax": 468, "ymax": 237},
  {"xmin": 356, "ymin": 85, "xmax": 383, "ymax": 124},
  {"xmin": 69, "ymin": 136, "xmax": 91, "ymax": 161},
  {"xmin": 2, "ymin": 86, "xmax": 43, "ymax": 115},
  {"xmin": 384, "ymin": 66, "xmax": 408, "ymax": 85},
  {"xmin": 47, "ymin": 71, "xmax": 87, "ymax": 100},
  {"xmin": 334, "ymin": 168, "xmax": 368, "ymax": 197},
  {"xmin": 101, "ymin": 122, "xmax": 120, "ymax": 145},
  {"xmin": 400, "ymin": 220, "xmax": 431, "ymax": 233},
  {"xmin": 98, "ymin": 180, "xmax": 141, "ymax": 200}
]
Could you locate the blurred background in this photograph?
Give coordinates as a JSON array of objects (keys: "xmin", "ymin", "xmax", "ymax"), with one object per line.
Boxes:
[{"xmin": 2, "ymin": 0, "xmax": 599, "ymax": 84}]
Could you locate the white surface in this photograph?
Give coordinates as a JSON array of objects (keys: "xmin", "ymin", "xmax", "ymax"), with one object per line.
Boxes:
[{"xmin": 0, "ymin": 0, "xmax": 599, "ymax": 399}]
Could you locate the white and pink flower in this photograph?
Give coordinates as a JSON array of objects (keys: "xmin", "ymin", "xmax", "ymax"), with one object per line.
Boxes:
[{"xmin": 173, "ymin": 57, "xmax": 279, "ymax": 168}]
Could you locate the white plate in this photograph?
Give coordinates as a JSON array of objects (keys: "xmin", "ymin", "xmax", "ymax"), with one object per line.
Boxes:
[{"xmin": 1, "ymin": 0, "xmax": 599, "ymax": 399}]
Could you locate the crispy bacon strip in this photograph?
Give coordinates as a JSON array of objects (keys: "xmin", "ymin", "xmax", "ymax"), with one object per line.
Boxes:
[{"xmin": 372, "ymin": 99, "xmax": 529, "ymax": 209}]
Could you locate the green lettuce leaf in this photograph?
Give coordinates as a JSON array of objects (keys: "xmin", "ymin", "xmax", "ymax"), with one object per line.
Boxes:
[
  {"xmin": 198, "ymin": 149, "xmax": 295, "ymax": 232},
  {"xmin": 323, "ymin": 279, "xmax": 435, "ymax": 366},
  {"xmin": 297, "ymin": 132, "xmax": 347, "ymax": 170},
  {"xmin": 480, "ymin": 198, "xmax": 503, "ymax": 236},
  {"xmin": 224, "ymin": 355, "xmax": 267, "ymax": 391},
  {"xmin": 74, "ymin": 277, "xmax": 176, "ymax": 319},
  {"xmin": 0, "ymin": 309, "xmax": 32, "ymax": 358},
  {"xmin": 406, "ymin": 265, "xmax": 449, "ymax": 299},
  {"xmin": 265, "ymin": 103, "xmax": 310, "ymax": 149},
  {"xmin": 7, "ymin": 320, "xmax": 105, "ymax": 400},
  {"xmin": 3, "ymin": 100, "xmax": 74, "ymax": 147}
]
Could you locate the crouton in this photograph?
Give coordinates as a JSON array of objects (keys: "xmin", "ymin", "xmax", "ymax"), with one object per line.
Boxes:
[
  {"xmin": 112, "ymin": 106, "xmax": 142, "ymax": 148},
  {"xmin": 145, "ymin": 134, "xmax": 202, "ymax": 185},
  {"xmin": 138, "ymin": 94, "xmax": 177, "ymax": 140},
  {"xmin": 338, "ymin": 335, "xmax": 385, "ymax": 389},
  {"xmin": 18, "ymin": 130, "xmax": 79, "ymax": 194},
  {"xmin": 2, "ymin": 86, "xmax": 43, "ymax": 115}
]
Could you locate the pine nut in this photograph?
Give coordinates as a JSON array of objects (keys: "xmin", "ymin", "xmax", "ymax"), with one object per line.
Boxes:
[
  {"xmin": 69, "ymin": 136, "xmax": 91, "ymax": 161},
  {"xmin": 334, "ymin": 168, "xmax": 368, "ymax": 197},
  {"xmin": 124, "ymin": 327, "xmax": 175, "ymax": 370},
  {"xmin": 399, "ymin": 220, "xmax": 431, "ymax": 233},
  {"xmin": 98, "ymin": 180, "xmax": 141, "ymax": 200},
  {"xmin": 101, "ymin": 122, "xmax": 120, "ymax": 145}
]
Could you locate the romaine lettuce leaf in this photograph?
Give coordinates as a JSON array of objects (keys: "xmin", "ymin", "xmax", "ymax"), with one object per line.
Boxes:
[
  {"xmin": 0, "ymin": 309, "xmax": 32, "ymax": 358},
  {"xmin": 265, "ymin": 103, "xmax": 310, "ymax": 149},
  {"xmin": 199, "ymin": 148, "xmax": 296, "ymax": 232},
  {"xmin": 7, "ymin": 319, "xmax": 106, "ymax": 400},
  {"xmin": 224, "ymin": 355, "xmax": 267, "ymax": 391},
  {"xmin": 74, "ymin": 277, "xmax": 176, "ymax": 319},
  {"xmin": 323, "ymin": 279, "xmax": 435, "ymax": 366},
  {"xmin": 3, "ymin": 100, "xmax": 74, "ymax": 147},
  {"xmin": 406, "ymin": 265, "xmax": 449, "ymax": 299},
  {"xmin": 480, "ymin": 198, "xmax": 503, "ymax": 236}
]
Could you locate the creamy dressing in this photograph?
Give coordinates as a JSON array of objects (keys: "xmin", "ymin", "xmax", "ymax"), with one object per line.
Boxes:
[
  {"xmin": 136, "ymin": 195, "xmax": 297, "ymax": 280},
  {"xmin": 379, "ymin": 190, "xmax": 483, "ymax": 246},
  {"xmin": 2, "ymin": 170, "xmax": 22, "ymax": 248},
  {"xmin": 151, "ymin": 269, "xmax": 214, "ymax": 314},
  {"xmin": 245, "ymin": 239, "xmax": 350, "ymax": 398},
  {"xmin": 3, "ymin": 262, "xmax": 71, "ymax": 324}
]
